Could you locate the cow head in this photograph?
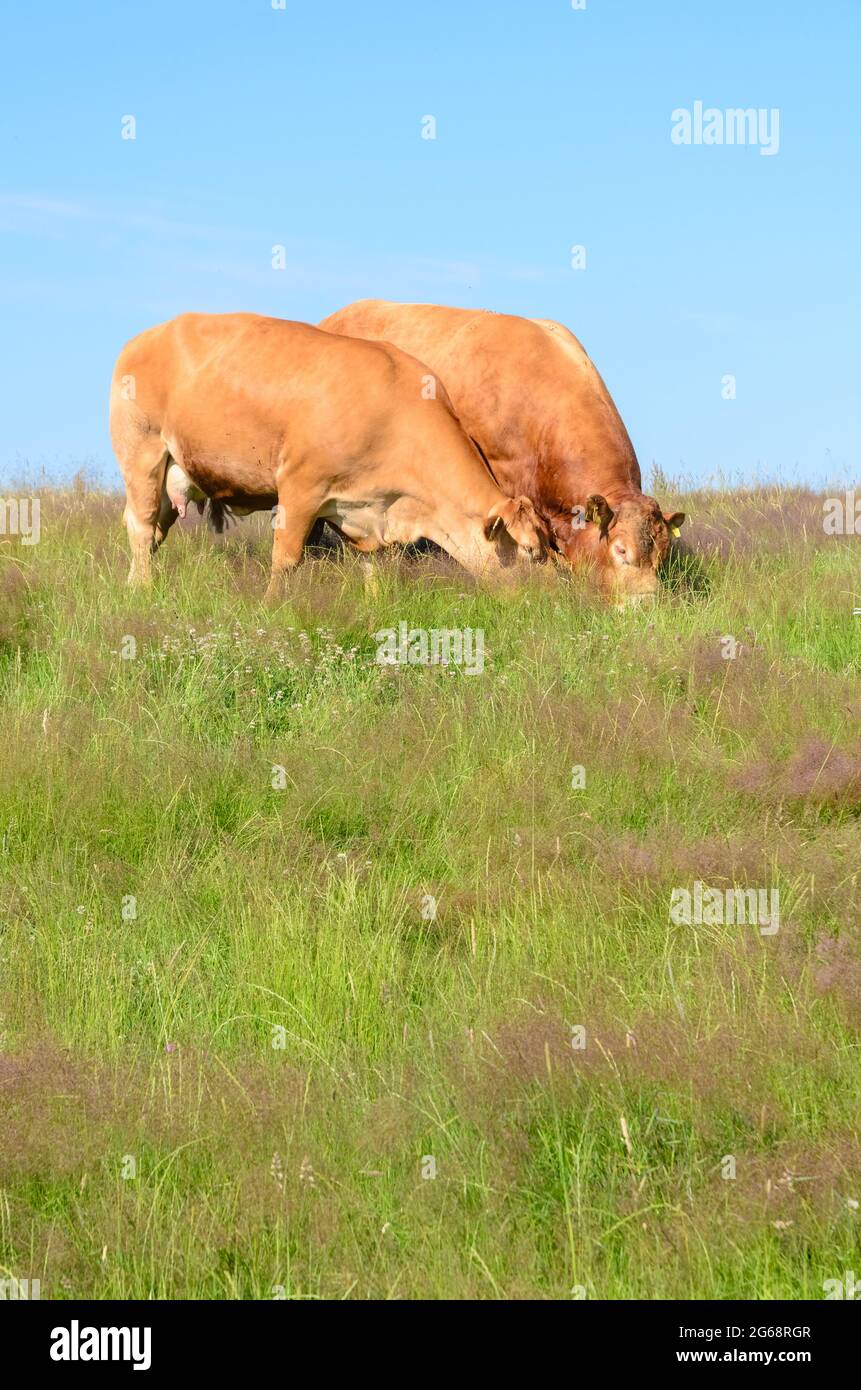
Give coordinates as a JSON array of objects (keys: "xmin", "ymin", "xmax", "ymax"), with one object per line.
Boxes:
[
  {"xmin": 484, "ymin": 495, "xmax": 549, "ymax": 565},
  {"xmin": 569, "ymin": 493, "xmax": 685, "ymax": 602}
]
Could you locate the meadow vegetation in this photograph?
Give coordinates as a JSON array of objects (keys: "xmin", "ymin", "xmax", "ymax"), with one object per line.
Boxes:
[{"xmin": 1, "ymin": 478, "xmax": 860, "ymax": 1299}]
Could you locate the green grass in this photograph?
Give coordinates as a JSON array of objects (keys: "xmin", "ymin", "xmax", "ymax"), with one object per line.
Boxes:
[{"xmin": 2, "ymin": 480, "xmax": 861, "ymax": 1299}]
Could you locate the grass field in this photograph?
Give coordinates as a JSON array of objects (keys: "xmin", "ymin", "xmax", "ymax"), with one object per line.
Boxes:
[{"xmin": 2, "ymin": 478, "xmax": 861, "ymax": 1300}]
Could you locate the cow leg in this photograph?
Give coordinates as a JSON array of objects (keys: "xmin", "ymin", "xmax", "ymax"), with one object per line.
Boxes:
[
  {"xmin": 118, "ymin": 436, "xmax": 170, "ymax": 586},
  {"xmin": 304, "ymin": 518, "xmax": 330, "ymax": 550},
  {"xmin": 154, "ymin": 485, "xmax": 179, "ymax": 548},
  {"xmin": 265, "ymin": 484, "xmax": 327, "ymax": 601}
]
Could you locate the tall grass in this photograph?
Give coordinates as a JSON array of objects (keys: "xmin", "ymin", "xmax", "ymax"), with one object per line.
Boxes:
[{"xmin": 1, "ymin": 482, "xmax": 860, "ymax": 1299}]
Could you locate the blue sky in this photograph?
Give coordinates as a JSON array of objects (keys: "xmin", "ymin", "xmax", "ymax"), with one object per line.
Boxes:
[{"xmin": 1, "ymin": 0, "xmax": 858, "ymax": 488}]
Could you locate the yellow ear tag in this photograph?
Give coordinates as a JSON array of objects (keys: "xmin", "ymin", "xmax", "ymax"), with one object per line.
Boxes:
[{"xmin": 671, "ymin": 525, "xmax": 681, "ymax": 537}]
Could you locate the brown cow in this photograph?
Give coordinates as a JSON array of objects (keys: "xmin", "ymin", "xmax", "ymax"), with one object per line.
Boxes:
[
  {"xmin": 109, "ymin": 312, "xmax": 547, "ymax": 597},
  {"xmin": 319, "ymin": 301, "xmax": 685, "ymax": 602}
]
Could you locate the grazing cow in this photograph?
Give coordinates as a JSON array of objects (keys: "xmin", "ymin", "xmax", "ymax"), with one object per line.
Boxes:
[
  {"xmin": 109, "ymin": 312, "xmax": 547, "ymax": 596},
  {"xmin": 319, "ymin": 301, "xmax": 685, "ymax": 602}
]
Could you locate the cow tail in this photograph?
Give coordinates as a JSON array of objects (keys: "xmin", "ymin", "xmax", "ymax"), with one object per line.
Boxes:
[{"xmin": 206, "ymin": 500, "xmax": 233, "ymax": 534}]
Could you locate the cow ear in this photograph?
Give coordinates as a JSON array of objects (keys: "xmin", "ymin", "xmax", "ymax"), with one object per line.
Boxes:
[
  {"xmin": 663, "ymin": 511, "xmax": 685, "ymax": 538},
  {"xmin": 585, "ymin": 494, "xmax": 614, "ymax": 531},
  {"xmin": 484, "ymin": 498, "xmax": 514, "ymax": 540}
]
